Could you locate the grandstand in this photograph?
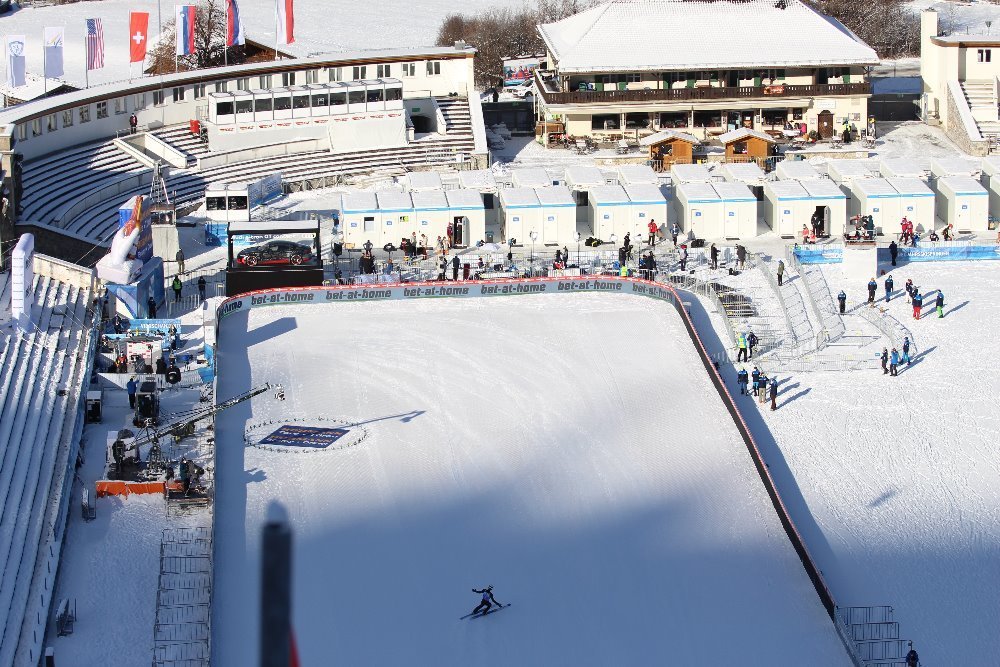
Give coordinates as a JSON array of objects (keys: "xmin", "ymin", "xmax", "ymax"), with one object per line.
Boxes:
[{"xmin": 0, "ymin": 263, "xmax": 97, "ymax": 666}]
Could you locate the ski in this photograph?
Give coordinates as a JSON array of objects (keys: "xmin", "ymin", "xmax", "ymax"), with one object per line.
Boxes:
[{"xmin": 464, "ymin": 603, "xmax": 509, "ymax": 619}]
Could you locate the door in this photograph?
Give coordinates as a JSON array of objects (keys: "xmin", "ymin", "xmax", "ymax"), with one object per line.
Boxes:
[
  {"xmin": 454, "ymin": 216, "xmax": 466, "ymax": 247},
  {"xmin": 818, "ymin": 110, "xmax": 834, "ymax": 139},
  {"xmin": 822, "ymin": 206, "xmax": 831, "ymax": 236},
  {"xmin": 724, "ymin": 205, "xmax": 738, "ymax": 238},
  {"xmin": 779, "ymin": 206, "xmax": 794, "ymax": 236},
  {"xmin": 957, "ymin": 200, "xmax": 970, "ymax": 227},
  {"xmin": 816, "ymin": 68, "xmax": 829, "ymax": 85},
  {"xmin": 689, "ymin": 208, "xmax": 702, "ymax": 236}
]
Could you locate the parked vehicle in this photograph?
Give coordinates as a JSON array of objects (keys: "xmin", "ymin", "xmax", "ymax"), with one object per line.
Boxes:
[{"xmin": 236, "ymin": 240, "xmax": 314, "ymax": 267}]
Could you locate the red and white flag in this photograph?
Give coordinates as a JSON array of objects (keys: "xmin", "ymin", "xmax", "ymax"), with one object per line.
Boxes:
[
  {"xmin": 129, "ymin": 11, "xmax": 150, "ymax": 63},
  {"xmin": 276, "ymin": 0, "xmax": 294, "ymax": 45}
]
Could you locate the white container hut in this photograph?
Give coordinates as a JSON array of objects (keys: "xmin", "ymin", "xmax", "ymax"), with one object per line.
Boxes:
[
  {"xmin": 675, "ymin": 182, "xmax": 723, "ymax": 238},
  {"xmin": 847, "ymin": 178, "xmax": 901, "ymax": 232},
  {"xmin": 763, "ymin": 180, "xmax": 811, "ymax": 237},
  {"xmin": 720, "ymin": 162, "xmax": 767, "ymax": 200},
  {"xmin": 827, "ymin": 159, "xmax": 875, "ymax": 185},
  {"xmin": 587, "ymin": 185, "xmax": 631, "ymax": 240},
  {"xmin": 800, "ymin": 178, "xmax": 848, "ymax": 236},
  {"xmin": 376, "ymin": 191, "xmax": 414, "ymax": 244},
  {"xmin": 670, "ymin": 163, "xmax": 714, "ymax": 184},
  {"xmin": 499, "ymin": 188, "xmax": 540, "ymax": 244},
  {"xmin": 340, "ymin": 192, "xmax": 379, "ymax": 246},
  {"xmin": 459, "ymin": 169, "xmax": 500, "ymax": 227},
  {"xmin": 879, "ymin": 158, "xmax": 927, "ymax": 180},
  {"xmin": 623, "ymin": 184, "xmax": 669, "ymax": 239},
  {"xmin": 410, "ymin": 190, "xmax": 450, "ymax": 245},
  {"xmin": 981, "ymin": 156, "xmax": 1000, "ymax": 221},
  {"xmin": 930, "ymin": 157, "xmax": 980, "ymax": 181},
  {"xmin": 616, "ymin": 164, "xmax": 660, "ymax": 185},
  {"xmin": 535, "ymin": 186, "xmax": 577, "ymax": 244},
  {"xmin": 712, "ymin": 182, "xmax": 758, "ymax": 238},
  {"xmin": 445, "ymin": 189, "xmax": 486, "ymax": 247},
  {"xmin": 564, "ymin": 165, "xmax": 608, "ymax": 223},
  {"xmin": 936, "ymin": 176, "xmax": 989, "ymax": 231},
  {"xmin": 407, "ymin": 171, "xmax": 444, "ymax": 192},
  {"xmin": 886, "ymin": 177, "xmax": 935, "ymax": 232},
  {"xmin": 774, "ymin": 160, "xmax": 821, "ymax": 181},
  {"xmin": 511, "ymin": 167, "xmax": 552, "ymax": 188}
]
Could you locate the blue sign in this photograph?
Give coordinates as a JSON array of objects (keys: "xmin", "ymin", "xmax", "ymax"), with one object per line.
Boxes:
[
  {"xmin": 793, "ymin": 247, "xmax": 843, "ymax": 264},
  {"xmin": 260, "ymin": 425, "xmax": 349, "ymax": 448},
  {"xmin": 883, "ymin": 245, "xmax": 1000, "ymax": 262}
]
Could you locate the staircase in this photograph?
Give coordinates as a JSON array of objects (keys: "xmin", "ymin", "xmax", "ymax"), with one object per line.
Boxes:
[
  {"xmin": 837, "ymin": 606, "xmax": 916, "ymax": 667},
  {"xmin": 959, "ymin": 80, "xmax": 1000, "ymax": 136},
  {"xmin": 436, "ymin": 98, "xmax": 472, "ymax": 135}
]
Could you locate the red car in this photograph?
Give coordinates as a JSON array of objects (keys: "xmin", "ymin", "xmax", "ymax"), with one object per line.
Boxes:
[{"xmin": 236, "ymin": 240, "xmax": 314, "ymax": 267}]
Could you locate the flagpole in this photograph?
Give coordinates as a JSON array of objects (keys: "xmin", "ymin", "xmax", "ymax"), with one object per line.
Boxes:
[
  {"xmin": 43, "ymin": 31, "xmax": 47, "ymax": 96},
  {"xmin": 274, "ymin": 1, "xmax": 279, "ymax": 61}
]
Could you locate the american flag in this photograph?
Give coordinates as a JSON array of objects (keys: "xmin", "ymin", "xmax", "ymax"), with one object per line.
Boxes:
[{"xmin": 86, "ymin": 18, "xmax": 104, "ymax": 70}]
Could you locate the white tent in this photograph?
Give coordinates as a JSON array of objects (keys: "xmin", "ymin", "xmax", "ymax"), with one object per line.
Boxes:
[
  {"xmin": 616, "ymin": 164, "xmax": 660, "ymax": 185},
  {"xmin": 800, "ymin": 179, "xmax": 848, "ymax": 236},
  {"xmin": 847, "ymin": 178, "xmax": 901, "ymax": 232},
  {"xmin": 623, "ymin": 184, "xmax": 669, "ymax": 240},
  {"xmin": 535, "ymin": 186, "xmax": 577, "ymax": 245},
  {"xmin": 499, "ymin": 188, "xmax": 541, "ymax": 244},
  {"xmin": 444, "ymin": 189, "xmax": 486, "ymax": 247},
  {"xmin": 827, "ymin": 159, "xmax": 875, "ymax": 185},
  {"xmin": 587, "ymin": 185, "xmax": 631, "ymax": 240},
  {"xmin": 676, "ymin": 182, "xmax": 723, "ymax": 238},
  {"xmin": 511, "ymin": 168, "xmax": 552, "ymax": 188},
  {"xmin": 774, "ymin": 161, "xmax": 821, "ymax": 181},
  {"xmin": 879, "ymin": 158, "xmax": 927, "ymax": 179},
  {"xmin": 411, "ymin": 190, "xmax": 451, "ymax": 245},
  {"xmin": 376, "ymin": 191, "xmax": 415, "ymax": 244},
  {"xmin": 712, "ymin": 182, "xmax": 758, "ymax": 238},
  {"xmin": 670, "ymin": 163, "xmax": 713, "ymax": 184},
  {"xmin": 936, "ymin": 176, "xmax": 989, "ymax": 231},
  {"xmin": 764, "ymin": 180, "xmax": 811, "ymax": 237},
  {"xmin": 407, "ymin": 171, "xmax": 444, "ymax": 192},
  {"xmin": 885, "ymin": 177, "xmax": 934, "ymax": 233},
  {"xmin": 340, "ymin": 192, "xmax": 379, "ymax": 246}
]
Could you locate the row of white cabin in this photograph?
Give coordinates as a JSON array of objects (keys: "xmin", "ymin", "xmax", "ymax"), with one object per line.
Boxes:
[{"xmin": 338, "ymin": 189, "xmax": 487, "ymax": 248}]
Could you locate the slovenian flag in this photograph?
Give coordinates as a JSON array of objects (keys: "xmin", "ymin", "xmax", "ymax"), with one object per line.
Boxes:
[
  {"xmin": 175, "ymin": 5, "xmax": 197, "ymax": 56},
  {"xmin": 226, "ymin": 0, "xmax": 245, "ymax": 47},
  {"xmin": 276, "ymin": 0, "xmax": 294, "ymax": 45}
]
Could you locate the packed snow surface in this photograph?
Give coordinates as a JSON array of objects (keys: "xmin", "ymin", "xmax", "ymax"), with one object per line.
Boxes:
[{"xmin": 213, "ymin": 293, "xmax": 845, "ymax": 665}]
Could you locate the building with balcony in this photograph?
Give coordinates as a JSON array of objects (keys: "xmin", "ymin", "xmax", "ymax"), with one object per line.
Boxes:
[{"xmin": 534, "ymin": 0, "xmax": 877, "ymax": 144}]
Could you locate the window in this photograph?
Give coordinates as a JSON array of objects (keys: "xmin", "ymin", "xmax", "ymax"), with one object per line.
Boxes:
[
  {"xmin": 62, "ymin": 110, "xmax": 73, "ymax": 127},
  {"xmin": 386, "ymin": 87, "xmax": 402, "ymax": 102},
  {"xmin": 426, "ymin": 61, "xmax": 441, "ymax": 76},
  {"xmin": 281, "ymin": 71, "xmax": 296, "ymax": 86},
  {"xmin": 376, "ymin": 64, "xmax": 391, "ymax": 78},
  {"xmin": 254, "ymin": 97, "xmax": 273, "ymax": 112},
  {"xmin": 348, "ymin": 89, "xmax": 365, "ymax": 105},
  {"xmin": 193, "ymin": 83, "xmax": 206, "ymax": 99},
  {"xmin": 978, "ymin": 49, "xmax": 992, "ymax": 63},
  {"xmin": 135, "ymin": 93, "xmax": 146, "ymax": 109},
  {"xmin": 305, "ymin": 70, "xmax": 318, "ymax": 84},
  {"xmin": 693, "ymin": 110, "xmax": 721, "ymax": 128},
  {"xmin": 591, "ymin": 114, "xmax": 619, "ymax": 130},
  {"xmin": 153, "ymin": 90, "xmax": 165, "ymax": 106},
  {"xmin": 259, "ymin": 74, "xmax": 273, "ymax": 88},
  {"xmin": 114, "ymin": 97, "xmax": 126, "ymax": 114},
  {"xmin": 228, "ymin": 195, "xmax": 248, "ymax": 210},
  {"xmin": 79, "ymin": 105, "xmax": 91, "ymax": 123},
  {"xmin": 172, "ymin": 87, "xmax": 185, "ymax": 102},
  {"xmin": 293, "ymin": 94, "xmax": 311, "ymax": 109},
  {"xmin": 330, "ymin": 91, "xmax": 347, "ymax": 106},
  {"xmin": 273, "ymin": 96, "xmax": 292, "ymax": 111},
  {"xmin": 96, "ymin": 101, "xmax": 108, "ymax": 119},
  {"xmin": 311, "ymin": 92, "xmax": 329, "ymax": 108},
  {"xmin": 31, "ymin": 119, "xmax": 42, "ymax": 136},
  {"xmin": 216, "ymin": 101, "xmax": 234, "ymax": 116},
  {"xmin": 215, "ymin": 81, "xmax": 229, "ymax": 93},
  {"xmin": 235, "ymin": 99, "xmax": 253, "ymax": 114},
  {"xmin": 366, "ymin": 88, "xmax": 384, "ymax": 103},
  {"xmin": 327, "ymin": 67, "xmax": 341, "ymax": 82},
  {"xmin": 17, "ymin": 123, "xmax": 27, "ymax": 140},
  {"xmin": 624, "ymin": 73, "xmax": 640, "ymax": 83},
  {"xmin": 352, "ymin": 66, "xmax": 366, "ymax": 80},
  {"xmin": 206, "ymin": 196, "xmax": 226, "ymax": 211},
  {"xmin": 46, "ymin": 114, "xmax": 57, "ymax": 132},
  {"xmin": 401, "ymin": 62, "xmax": 415, "ymax": 77}
]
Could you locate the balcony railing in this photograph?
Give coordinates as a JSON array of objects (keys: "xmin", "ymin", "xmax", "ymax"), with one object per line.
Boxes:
[{"xmin": 535, "ymin": 71, "xmax": 870, "ymax": 105}]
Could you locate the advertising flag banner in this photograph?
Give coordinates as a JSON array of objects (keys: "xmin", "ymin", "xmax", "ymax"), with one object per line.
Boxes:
[
  {"xmin": 43, "ymin": 27, "xmax": 65, "ymax": 78},
  {"xmin": 129, "ymin": 11, "xmax": 150, "ymax": 64}
]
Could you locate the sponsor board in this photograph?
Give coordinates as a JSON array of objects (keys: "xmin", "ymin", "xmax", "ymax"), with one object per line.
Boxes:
[
  {"xmin": 260, "ymin": 425, "xmax": 350, "ymax": 449},
  {"xmin": 795, "ymin": 244, "xmax": 1000, "ymax": 264}
]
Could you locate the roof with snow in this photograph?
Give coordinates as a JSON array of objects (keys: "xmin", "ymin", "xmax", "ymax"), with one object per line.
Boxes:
[
  {"xmin": 410, "ymin": 190, "xmax": 449, "ymax": 210},
  {"xmin": 623, "ymin": 183, "xmax": 668, "ymax": 204},
  {"xmin": 879, "ymin": 158, "xmax": 926, "ymax": 179},
  {"xmin": 376, "ymin": 191, "xmax": 413, "ymax": 211},
  {"xmin": 677, "ymin": 182, "xmax": 721, "ymax": 202},
  {"xmin": 341, "ymin": 192, "xmax": 378, "ymax": 212},
  {"xmin": 458, "ymin": 169, "xmax": 498, "ymax": 190},
  {"xmin": 827, "ymin": 160, "xmax": 875, "ymax": 182},
  {"xmin": 616, "ymin": 164, "xmax": 660, "ymax": 185},
  {"xmin": 717, "ymin": 128, "xmax": 776, "ymax": 145},
  {"xmin": 534, "ymin": 186, "xmax": 576, "ymax": 206},
  {"xmin": 511, "ymin": 168, "xmax": 552, "ymax": 188},
  {"xmin": 500, "ymin": 187, "xmax": 541, "ymax": 208},
  {"xmin": 980, "ymin": 155, "xmax": 1000, "ymax": 177},
  {"xmin": 639, "ymin": 129, "xmax": 699, "ymax": 146},
  {"xmin": 712, "ymin": 182, "xmax": 757, "ymax": 202},
  {"xmin": 800, "ymin": 179, "xmax": 846, "ymax": 199},
  {"xmin": 445, "ymin": 189, "xmax": 485, "ymax": 209},
  {"xmin": 766, "ymin": 180, "xmax": 808, "ymax": 198},
  {"xmin": 850, "ymin": 178, "xmax": 897, "ymax": 198},
  {"xmin": 670, "ymin": 164, "xmax": 713, "ymax": 184},
  {"xmin": 407, "ymin": 172, "xmax": 444, "ymax": 192},
  {"xmin": 775, "ymin": 161, "xmax": 821, "ymax": 181},
  {"xmin": 0, "ymin": 73, "xmax": 77, "ymax": 105},
  {"xmin": 937, "ymin": 176, "xmax": 987, "ymax": 197},
  {"xmin": 886, "ymin": 178, "xmax": 933, "ymax": 197},
  {"xmin": 537, "ymin": 0, "xmax": 878, "ymax": 73},
  {"xmin": 564, "ymin": 166, "xmax": 608, "ymax": 187},
  {"xmin": 720, "ymin": 162, "xmax": 766, "ymax": 184},
  {"xmin": 588, "ymin": 184, "xmax": 630, "ymax": 204},
  {"xmin": 930, "ymin": 157, "xmax": 980, "ymax": 179}
]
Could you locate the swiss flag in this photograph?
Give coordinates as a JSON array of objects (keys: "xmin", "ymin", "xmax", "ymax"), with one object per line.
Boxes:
[{"xmin": 129, "ymin": 11, "xmax": 149, "ymax": 63}]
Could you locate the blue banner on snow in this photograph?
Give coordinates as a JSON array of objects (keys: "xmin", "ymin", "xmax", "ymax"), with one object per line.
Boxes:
[
  {"xmin": 795, "ymin": 245, "xmax": 1000, "ymax": 264},
  {"xmin": 793, "ymin": 247, "xmax": 843, "ymax": 264}
]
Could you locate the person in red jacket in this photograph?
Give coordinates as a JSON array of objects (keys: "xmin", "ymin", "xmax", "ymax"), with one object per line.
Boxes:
[{"xmin": 647, "ymin": 219, "xmax": 658, "ymax": 247}]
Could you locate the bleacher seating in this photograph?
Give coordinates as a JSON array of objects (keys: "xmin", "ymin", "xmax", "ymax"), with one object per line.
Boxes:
[
  {"xmin": 0, "ymin": 275, "xmax": 95, "ymax": 666},
  {"xmin": 16, "ymin": 97, "xmax": 479, "ymax": 247}
]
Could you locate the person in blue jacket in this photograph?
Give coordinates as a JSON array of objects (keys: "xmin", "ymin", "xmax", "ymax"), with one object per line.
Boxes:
[
  {"xmin": 751, "ymin": 367, "xmax": 761, "ymax": 396},
  {"xmin": 912, "ymin": 291, "xmax": 923, "ymax": 320},
  {"xmin": 736, "ymin": 368, "xmax": 749, "ymax": 395},
  {"xmin": 902, "ymin": 336, "xmax": 912, "ymax": 365},
  {"xmin": 867, "ymin": 278, "xmax": 877, "ymax": 304},
  {"xmin": 837, "ymin": 290, "xmax": 847, "ymax": 314},
  {"xmin": 126, "ymin": 376, "xmax": 138, "ymax": 409},
  {"xmin": 471, "ymin": 586, "xmax": 502, "ymax": 616},
  {"xmin": 769, "ymin": 377, "xmax": 778, "ymax": 411},
  {"xmin": 936, "ymin": 291, "xmax": 945, "ymax": 318},
  {"xmin": 889, "ymin": 348, "xmax": 900, "ymax": 376},
  {"xmin": 884, "ymin": 275, "xmax": 894, "ymax": 302}
]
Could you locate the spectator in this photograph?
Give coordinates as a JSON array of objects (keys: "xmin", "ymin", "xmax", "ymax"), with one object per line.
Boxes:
[
  {"xmin": 172, "ymin": 275, "xmax": 183, "ymax": 303},
  {"xmin": 437, "ymin": 236, "xmax": 446, "ymax": 257},
  {"xmin": 420, "ymin": 233, "xmax": 429, "ymax": 259},
  {"xmin": 912, "ymin": 291, "xmax": 923, "ymax": 320},
  {"xmin": 647, "ymin": 219, "xmax": 658, "ymax": 247},
  {"xmin": 751, "ymin": 367, "xmax": 761, "ymax": 396},
  {"xmin": 889, "ymin": 348, "xmax": 899, "ymax": 376},
  {"xmin": 126, "ymin": 376, "xmax": 137, "ymax": 409},
  {"xmin": 129, "ymin": 113, "xmax": 138, "ymax": 134},
  {"xmin": 147, "ymin": 296, "xmax": 157, "ymax": 318},
  {"xmin": 670, "ymin": 222, "xmax": 680, "ymax": 246},
  {"xmin": 710, "ymin": 243, "xmax": 719, "ymax": 270},
  {"xmin": 802, "ymin": 225, "xmax": 810, "ymax": 245},
  {"xmin": 363, "ymin": 239, "xmax": 373, "ymax": 255},
  {"xmin": 113, "ymin": 313, "xmax": 125, "ymax": 334},
  {"xmin": 737, "ymin": 332, "xmax": 749, "ymax": 362},
  {"xmin": 175, "ymin": 248, "xmax": 185, "ymax": 274},
  {"xmin": 776, "ymin": 259, "xmax": 785, "ymax": 286},
  {"xmin": 736, "ymin": 367, "xmax": 749, "ymax": 395},
  {"xmin": 747, "ymin": 330, "xmax": 759, "ymax": 359},
  {"xmin": 884, "ymin": 275, "xmax": 894, "ymax": 302},
  {"xmin": 197, "ymin": 276, "xmax": 206, "ymax": 301},
  {"xmin": 837, "ymin": 290, "xmax": 847, "ymax": 314},
  {"xmin": 679, "ymin": 245, "xmax": 688, "ymax": 272},
  {"xmin": 905, "ymin": 278, "xmax": 914, "ymax": 299},
  {"xmin": 438, "ymin": 257, "xmax": 447, "ymax": 281},
  {"xmin": 383, "ymin": 258, "xmax": 395, "ymax": 276},
  {"xmin": 880, "ymin": 347, "xmax": 889, "ymax": 375},
  {"xmin": 736, "ymin": 244, "xmax": 747, "ymax": 270},
  {"xmin": 889, "ymin": 240, "xmax": 898, "ymax": 266},
  {"xmin": 936, "ymin": 291, "xmax": 944, "ymax": 318},
  {"xmin": 902, "ymin": 336, "xmax": 912, "ymax": 365},
  {"xmin": 867, "ymin": 278, "xmax": 877, "ymax": 304},
  {"xmin": 446, "ymin": 222, "xmax": 454, "ymax": 249},
  {"xmin": 451, "ymin": 255, "xmax": 460, "ymax": 281},
  {"xmin": 769, "ymin": 377, "xmax": 778, "ymax": 411}
]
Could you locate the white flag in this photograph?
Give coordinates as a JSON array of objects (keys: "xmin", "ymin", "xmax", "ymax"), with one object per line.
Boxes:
[
  {"xmin": 43, "ymin": 27, "xmax": 64, "ymax": 79},
  {"xmin": 6, "ymin": 35, "xmax": 26, "ymax": 88}
]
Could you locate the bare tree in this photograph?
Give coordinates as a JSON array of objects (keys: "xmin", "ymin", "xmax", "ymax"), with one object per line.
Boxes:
[{"xmin": 148, "ymin": 0, "xmax": 248, "ymax": 73}]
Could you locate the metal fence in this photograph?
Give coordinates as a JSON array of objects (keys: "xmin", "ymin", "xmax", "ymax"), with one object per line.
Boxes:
[{"xmin": 152, "ymin": 527, "xmax": 212, "ymax": 667}]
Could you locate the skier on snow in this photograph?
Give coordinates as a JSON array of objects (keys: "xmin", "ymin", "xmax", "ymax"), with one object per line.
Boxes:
[{"xmin": 471, "ymin": 586, "xmax": 502, "ymax": 616}]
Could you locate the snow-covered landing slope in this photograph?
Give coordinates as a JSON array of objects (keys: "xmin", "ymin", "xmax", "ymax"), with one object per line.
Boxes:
[{"xmin": 213, "ymin": 294, "xmax": 846, "ymax": 665}]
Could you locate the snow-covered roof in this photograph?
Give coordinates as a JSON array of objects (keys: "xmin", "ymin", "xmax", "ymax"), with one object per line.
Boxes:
[
  {"xmin": 588, "ymin": 184, "xmax": 630, "ymax": 204},
  {"xmin": 623, "ymin": 183, "xmax": 667, "ymax": 204},
  {"xmin": 341, "ymin": 192, "xmax": 378, "ymax": 212},
  {"xmin": 930, "ymin": 157, "xmax": 980, "ymax": 179},
  {"xmin": 407, "ymin": 172, "xmax": 443, "ymax": 192},
  {"xmin": 850, "ymin": 178, "xmax": 897, "ymax": 198},
  {"xmin": 800, "ymin": 179, "xmax": 846, "ymax": 199},
  {"xmin": 879, "ymin": 158, "xmax": 926, "ymax": 179},
  {"xmin": 459, "ymin": 169, "xmax": 498, "ymax": 190},
  {"xmin": 638, "ymin": 129, "xmax": 699, "ymax": 146},
  {"xmin": 511, "ymin": 168, "xmax": 552, "ymax": 188},
  {"xmin": 827, "ymin": 160, "xmax": 875, "ymax": 182},
  {"xmin": 376, "ymin": 191, "xmax": 413, "ymax": 211},
  {"xmin": 410, "ymin": 190, "xmax": 449, "ymax": 210},
  {"xmin": 775, "ymin": 161, "xmax": 821, "ymax": 181},
  {"xmin": 670, "ymin": 164, "xmax": 713, "ymax": 184},
  {"xmin": 937, "ymin": 176, "xmax": 988, "ymax": 197},
  {"xmin": 766, "ymin": 180, "xmax": 808, "ymax": 199},
  {"xmin": 0, "ymin": 73, "xmax": 75, "ymax": 103},
  {"xmin": 886, "ymin": 178, "xmax": 933, "ymax": 197},
  {"xmin": 534, "ymin": 186, "xmax": 576, "ymax": 206},
  {"xmin": 445, "ymin": 189, "xmax": 485, "ymax": 210},
  {"xmin": 564, "ymin": 166, "xmax": 607, "ymax": 188},
  {"xmin": 717, "ymin": 128, "xmax": 776, "ymax": 145},
  {"xmin": 677, "ymin": 182, "xmax": 721, "ymax": 202},
  {"xmin": 712, "ymin": 182, "xmax": 756, "ymax": 202},
  {"xmin": 616, "ymin": 164, "xmax": 660, "ymax": 185},
  {"xmin": 500, "ymin": 187, "xmax": 541, "ymax": 208},
  {"xmin": 720, "ymin": 163, "xmax": 766, "ymax": 185},
  {"xmin": 981, "ymin": 155, "xmax": 1000, "ymax": 178},
  {"xmin": 537, "ymin": 0, "xmax": 878, "ymax": 73}
]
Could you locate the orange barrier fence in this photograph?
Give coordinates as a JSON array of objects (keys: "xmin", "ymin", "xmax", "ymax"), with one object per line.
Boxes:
[{"xmin": 95, "ymin": 480, "xmax": 165, "ymax": 497}]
